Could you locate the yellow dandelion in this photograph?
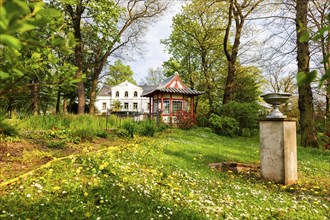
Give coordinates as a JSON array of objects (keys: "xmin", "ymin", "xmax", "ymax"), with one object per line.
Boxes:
[
  {"xmin": 53, "ymin": 186, "xmax": 61, "ymax": 191},
  {"xmin": 85, "ymin": 212, "xmax": 91, "ymax": 218},
  {"xmin": 84, "ymin": 192, "xmax": 88, "ymax": 197}
]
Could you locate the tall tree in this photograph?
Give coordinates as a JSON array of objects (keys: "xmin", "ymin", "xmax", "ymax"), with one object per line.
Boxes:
[
  {"xmin": 87, "ymin": 0, "xmax": 170, "ymax": 114},
  {"xmin": 222, "ymin": 0, "xmax": 264, "ymax": 104},
  {"xmin": 62, "ymin": 0, "xmax": 120, "ymax": 114},
  {"xmin": 105, "ymin": 60, "xmax": 136, "ymax": 85},
  {"xmin": 296, "ymin": 0, "xmax": 319, "ymax": 148},
  {"xmin": 141, "ymin": 67, "xmax": 165, "ymax": 85},
  {"xmin": 162, "ymin": 0, "xmax": 227, "ymax": 112}
]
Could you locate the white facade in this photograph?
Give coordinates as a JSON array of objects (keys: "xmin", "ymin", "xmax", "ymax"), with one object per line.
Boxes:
[{"xmin": 95, "ymin": 81, "xmax": 149, "ymax": 114}]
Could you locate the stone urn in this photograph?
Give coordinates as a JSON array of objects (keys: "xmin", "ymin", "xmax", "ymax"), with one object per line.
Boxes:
[{"xmin": 261, "ymin": 92, "xmax": 291, "ymax": 118}]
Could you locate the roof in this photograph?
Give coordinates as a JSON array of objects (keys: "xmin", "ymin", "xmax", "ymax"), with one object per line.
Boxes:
[
  {"xmin": 141, "ymin": 73, "xmax": 204, "ymax": 97},
  {"xmin": 98, "ymin": 85, "xmax": 112, "ymax": 96}
]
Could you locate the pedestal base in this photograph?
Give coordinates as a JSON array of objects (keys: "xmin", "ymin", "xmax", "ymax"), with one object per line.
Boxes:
[{"xmin": 260, "ymin": 118, "xmax": 297, "ymax": 185}]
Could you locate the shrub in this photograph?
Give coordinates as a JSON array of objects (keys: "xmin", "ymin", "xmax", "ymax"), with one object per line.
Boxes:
[
  {"xmin": 45, "ymin": 140, "xmax": 67, "ymax": 149},
  {"xmin": 114, "ymin": 128, "xmax": 130, "ymax": 138},
  {"xmin": 209, "ymin": 114, "xmax": 239, "ymax": 137},
  {"xmin": 0, "ymin": 109, "xmax": 18, "ymax": 137},
  {"xmin": 137, "ymin": 120, "xmax": 156, "ymax": 137},
  {"xmin": 122, "ymin": 119, "xmax": 135, "ymax": 138},
  {"xmin": 217, "ymin": 102, "xmax": 260, "ymax": 136},
  {"xmin": 71, "ymin": 129, "xmax": 95, "ymax": 142},
  {"xmin": 95, "ymin": 130, "xmax": 108, "ymax": 139},
  {"xmin": 0, "ymin": 122, "xmax": 19, "ymax": 137},
  {"xmin": 175, "ymin": 110, "xmax": 197, "ymax": 130}
]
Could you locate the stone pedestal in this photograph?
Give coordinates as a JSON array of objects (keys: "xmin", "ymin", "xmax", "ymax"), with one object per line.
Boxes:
[{"xmin": 260, "ymin": 118, "xmax": 297, "ymax": 185}]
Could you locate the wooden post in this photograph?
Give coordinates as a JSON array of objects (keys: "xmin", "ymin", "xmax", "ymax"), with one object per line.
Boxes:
[
  {"xmin": 190, "ymin": 97, "xmax": 194, "ymax": 116},
  {"xmin": 148, "ymin": 97, "xmax": 152, "ymax": 119}
]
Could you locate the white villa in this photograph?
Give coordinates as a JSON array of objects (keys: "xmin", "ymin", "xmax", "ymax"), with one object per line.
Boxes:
[{"xmin": 95, "ymin": 80, "xmax": 150, "ymax": 115}]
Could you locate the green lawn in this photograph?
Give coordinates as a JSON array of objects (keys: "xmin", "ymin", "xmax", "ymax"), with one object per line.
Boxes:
[{"xmin": 0, "ymin": 128, "xmax": 329, "ymax": 219}]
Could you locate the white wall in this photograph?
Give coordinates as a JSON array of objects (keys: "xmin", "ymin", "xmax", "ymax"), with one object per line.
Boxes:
[{"xmin": 95, "ymin": 81, "xmax": 149, "ymax": 114}]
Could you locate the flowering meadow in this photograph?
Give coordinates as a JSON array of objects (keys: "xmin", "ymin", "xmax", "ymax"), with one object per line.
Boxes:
[{"xmin": 0, "ymin": 128, "xmax": 329, "ymax": 219}]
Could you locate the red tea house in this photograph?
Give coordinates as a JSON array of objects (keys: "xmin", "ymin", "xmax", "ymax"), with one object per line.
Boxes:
[{"xmin": 142, "ymin": 73, "xmax": 203, "ymax": 123}]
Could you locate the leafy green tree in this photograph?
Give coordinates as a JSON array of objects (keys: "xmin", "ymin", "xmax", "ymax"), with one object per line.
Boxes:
[
  {"xmin": 111, "ymin": 100, "xmax": 122, "ymax": 112},
  {"xmin": 162, "ymin": 0, "xmax": 227, "ymax": 113},
  {"xmin": 105, "ymin": 60, "xmax": 136, "ymax": 85},
  {"xmin": 0, "ymin": 0, "xmax": 76, "ymax": 115}
]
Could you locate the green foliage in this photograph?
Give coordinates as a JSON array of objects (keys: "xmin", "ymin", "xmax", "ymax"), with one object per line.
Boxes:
[
  {"xmin": 70, "ymin": 129, "xmax": 95, "ymax": 142},
  {"xmin": 0, "ymin": 109, "xmax": 18, "ymax": 136},
  {"xmin": 45, "ymin": 140, "xmax": 67, "ymax": 149},
  {"xmin": 175, "ymin": 110, "xmax": 197, "ymax": 130},
  {"xmin": 208, "ymin": 114, "xmax": 239, "ymax": 137},
  {"xmin": 0, "ymin": 121, "xmax": 19, "ymax": 137},
  {"xmin": 111, "ymin": 100, "xmax": 122, "ymax": 112},
  {"xmin": 217, "ymin": 102, "xmax": 260, "ymax": 136},
  {"xmin": 105, "ymin": 60, "xmax": 136, "ymax": 85},
  {"xmin": 137, "ymin": 120, "xmax": 156, "ymax": 137},
  {"xmin": 0, "ymin": 0, "xmax": 76, "ymax": 99},
  {"xmin": 121, "ymin": 119, "xmax": 135, "ymax": 138}
]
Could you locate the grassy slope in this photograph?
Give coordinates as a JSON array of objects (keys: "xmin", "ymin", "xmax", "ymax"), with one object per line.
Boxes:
[{"xmin": 0, "ymin": 128, "xmax": 329, "ymax": 219}]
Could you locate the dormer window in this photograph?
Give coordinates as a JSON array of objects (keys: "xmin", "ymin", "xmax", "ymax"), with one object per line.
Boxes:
[
  {"xmin": 134, "ymin": 91, "xmax": 138, "ymax": 97},
  {"xmin": 125, "ymin": 91, "xmax": 128, "ymax": 97},
  {"xmin": 116, "ymin": 91, "xmax": 119, "ymax": 97}
]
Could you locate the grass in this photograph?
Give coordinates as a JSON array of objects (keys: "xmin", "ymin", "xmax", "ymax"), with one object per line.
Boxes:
[{"xmin": 0, "ymin": 127, "xmax": 329, "ymax": 219}]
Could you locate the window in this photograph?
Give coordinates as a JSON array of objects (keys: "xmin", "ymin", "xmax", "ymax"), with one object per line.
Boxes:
[
  {"xmin": 124, "ymin": 102, "xmax": 129, "ymax": 110},
  {"xmin": 102, "ymin": 103, "xmax": 106, "ymax": 110},
  {"xmin": 116, "ymin": 91, "xmax": 119, "ymax": 97},
  {"xmin": 134, "ymin": 91, "xmax": 138, "ymax": 97},
  {"xmin": 172, "ymin": 100, "xmax": 182, "ymax": 114},
  {"xmin": 163, "ymin": 100, "xmax": 170, "ymax": 114},
  {"xmin": 125, "ymin": 91, "xmax": 128, "ymax": 97},
  {"xmin": 133, "ymin": 102, "xmax": 138, "ymax": 110}
]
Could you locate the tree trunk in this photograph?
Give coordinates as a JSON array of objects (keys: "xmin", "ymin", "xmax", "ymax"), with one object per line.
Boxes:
[
  {"xmin": 222, "ymin": 0, "xmax": 244, "ymax": 105},
  {"xmin": 223, "ymin": 61, "xmax": 235, "ymax": 104},
  {"xmin": 75, "ymin": 43, "xmax": 85, "ymax": 114},
  {"xmin": 89, "ymin": 72, "xmax": 99, "ymax": 114},
  {"xmin": 296, "ymin": 0, "xmax": 319, "ymax": 148},
  {"xmin": 31, "ymin": 77, "xmax": 39, "ymax": 115},
  {"xmin": 56, "ymin": 87, "xmax": 61, "ymax": 114},
  {"xmin": 66, "ymin": 3, "xmax": 85, "ymax": 114},
  {"xmin": 63, "ymin": 99, "xmax": 67, "ymax": 114}
]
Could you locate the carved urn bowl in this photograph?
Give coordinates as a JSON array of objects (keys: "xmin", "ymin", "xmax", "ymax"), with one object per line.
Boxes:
[{"xmin": 261, "ymin": 92, "xmax": 291, "ymax": 118}]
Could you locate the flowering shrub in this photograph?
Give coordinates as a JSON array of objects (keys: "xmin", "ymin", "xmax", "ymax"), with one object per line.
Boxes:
[{"xmin": 175, "ymin": 110, "xmax": 197, "ymax": 130}]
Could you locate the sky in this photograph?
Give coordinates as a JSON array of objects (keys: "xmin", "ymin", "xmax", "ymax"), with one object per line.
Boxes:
[{"xmin": 127, "ymin": 2, "xmax": 183, "ymax": 84}]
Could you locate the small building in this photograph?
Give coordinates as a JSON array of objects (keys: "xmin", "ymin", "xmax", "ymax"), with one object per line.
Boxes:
[
  {"xmin": 142, "ymin": 73, "xmax": 203, "ymax": 123},
  {"xmin": 95, "ymin": 81, "xmax": 149, "ymax": 115}
]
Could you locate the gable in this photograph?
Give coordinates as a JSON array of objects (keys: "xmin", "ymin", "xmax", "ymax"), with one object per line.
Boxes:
[{"xmin": 165, "ymin": 73, "xmax": 187, "ymax": 89}]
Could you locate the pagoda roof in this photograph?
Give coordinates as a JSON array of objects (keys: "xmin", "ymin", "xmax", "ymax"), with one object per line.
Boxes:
[{"xmin": 141, "ymin": 73, "xmax": 204, "ymax": 97}]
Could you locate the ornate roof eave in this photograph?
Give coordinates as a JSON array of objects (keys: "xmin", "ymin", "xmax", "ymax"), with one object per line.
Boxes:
[{"xmin": 141, "ymin": 87, "xmax": 204, "ymax": 97}]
